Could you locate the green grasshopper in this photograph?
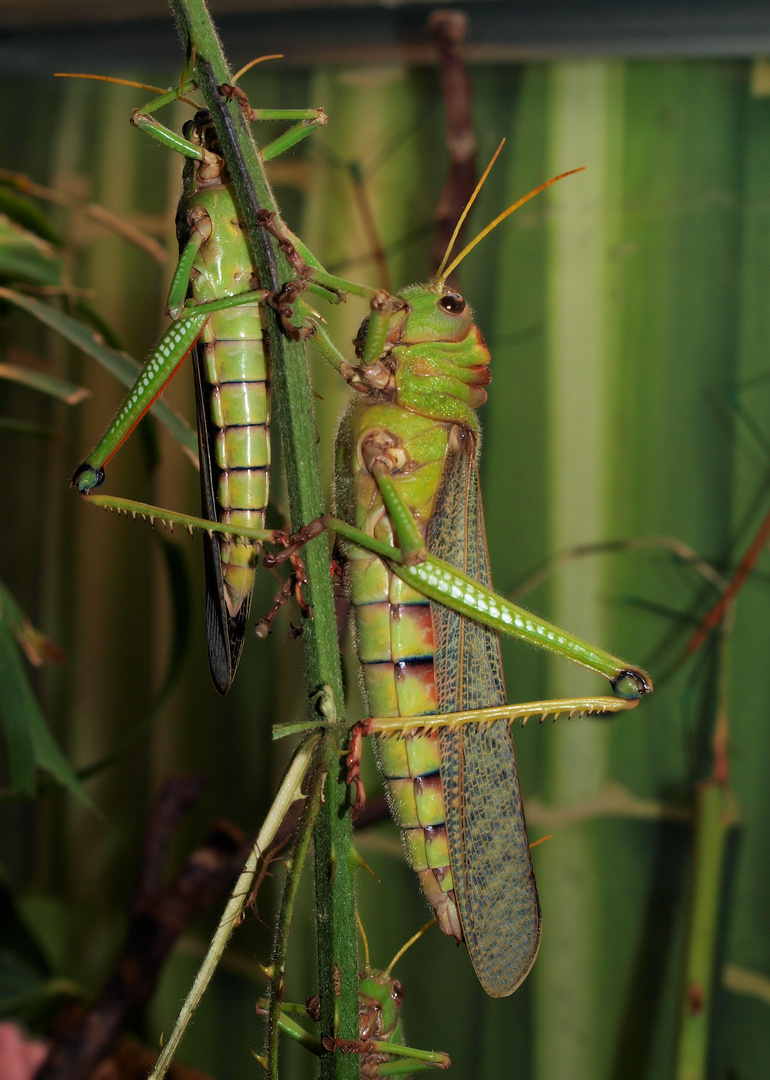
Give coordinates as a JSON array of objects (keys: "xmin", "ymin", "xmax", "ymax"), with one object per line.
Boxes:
[
  {"xmin": 70, "ymin": 69, "xmax": 327, "ymax": 693},
  {"xmin": 73, "ymin": 81, "xmax": 652, "ymax": 997},
  {"xmin": 288, "ymin": 161, "xmax": 654, "ymax": 998},
  {"xmin": 256, "ymin": 919, "xmax": 450, "ymax": 1077}
]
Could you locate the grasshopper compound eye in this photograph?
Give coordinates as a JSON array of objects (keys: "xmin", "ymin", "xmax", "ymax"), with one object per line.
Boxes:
[{"xmin": 439, "ymin": 291, "xmax": 466, "ymax": 315}]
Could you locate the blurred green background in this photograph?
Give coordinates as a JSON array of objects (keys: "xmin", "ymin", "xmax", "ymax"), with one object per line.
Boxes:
[{"xmin": 1, "ymin": 6, "xmax": 770, "ymax": 1079}]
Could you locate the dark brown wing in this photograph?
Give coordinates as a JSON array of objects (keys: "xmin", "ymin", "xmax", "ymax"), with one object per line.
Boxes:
[{"xmin": 192, "ymin": 346, "xmax": 250, "ymax": 695}]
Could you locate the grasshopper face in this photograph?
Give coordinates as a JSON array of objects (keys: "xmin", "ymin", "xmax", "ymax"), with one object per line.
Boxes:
[
  {"xmin": 357, "ymin": 969, "xmax": 405, "ymax": 1041},
  {"xmin": 390, "ymin": 283, "xmax": 492, "ymax": 428},
  {"xmin": 396, "ymin": 281, "xmax": 475, "ymax": 344},
  {"xmin": 348, "ymin": 282, "xmax": 491, "ymax": 428}
]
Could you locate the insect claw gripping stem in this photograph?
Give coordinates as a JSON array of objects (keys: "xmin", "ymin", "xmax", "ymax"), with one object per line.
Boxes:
[
  {"xmin": 345, "ymin": 721, "xmax": 371, "ymax": 817},
  {"xmin": 269, "ymin": 279, "xmax": 313, "ymax": 341},
  {"xmin": 256, "ymin": 209, "xmax": 319, "ymax": 339},
  {"xmin": 322, "ymin": 1037, "xmax": 373, "ymax": 1056},
  {"xmin": 256, "ymin": 209, "xmax": 310, "ymax": 276},
  {"xmin": 262, "ymin": 516, "xmax": 327, "ymax": 568},
  {"xmin": 254, "ymin": 550, "xmax": 312, "ymax": 637},
  {"xmin": 219, "ymin": 81, "xmax": 253, "ymax": 114}
]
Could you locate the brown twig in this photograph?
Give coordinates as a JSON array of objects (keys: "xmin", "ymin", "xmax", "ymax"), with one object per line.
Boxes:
[
  {"xmin": 428, "ymin": 9, "xmax": 477, "ymax": 279},
  {"xmin": 134, "ymin": 775, "xmax": 206, "ymax": 906}
]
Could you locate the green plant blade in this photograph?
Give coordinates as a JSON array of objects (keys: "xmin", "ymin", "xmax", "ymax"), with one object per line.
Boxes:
[{"xmin": 0, "ymin": 286, "xmax": 197, "ymax": 462}]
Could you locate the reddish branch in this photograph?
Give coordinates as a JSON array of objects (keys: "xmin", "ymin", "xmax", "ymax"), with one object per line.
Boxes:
[
  {"xmin": 428, "ymin": 9, "xmax": 477, "ymax": 278},
  {"xmin": 686, "ymin": 504, "xmax": 770, "ymax": 654}
]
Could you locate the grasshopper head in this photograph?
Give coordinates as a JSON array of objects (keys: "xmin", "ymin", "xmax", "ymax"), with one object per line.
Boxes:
[
  {"xmin": 182, "ymin": 111, "xmax": 227, "ymax": 183},
  {"xmin": 385, "ymin": 281, "xmax": 491, "ymax": 427},
  {"xmin": 397, "ymin": 281, "xmax": 475, "ymax": 344},
  {"xmin": 357, "ymin": 968, "xmax": 405, "ymax": 1041}
]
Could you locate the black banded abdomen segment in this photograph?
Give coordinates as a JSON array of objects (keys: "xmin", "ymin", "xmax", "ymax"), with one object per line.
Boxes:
[
  {"xmin": 201, "ymin": 314, "xmax": 268, "ymax": 614},
  {"xmin": 376, "ymin": 730, "xmax": 461, "ymax": 940},
  {"xmin": 357, "ymin": 599, "xmax": 436, "ymax": 717}
]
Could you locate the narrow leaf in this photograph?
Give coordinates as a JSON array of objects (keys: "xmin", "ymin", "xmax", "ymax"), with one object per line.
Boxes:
[
  {"xmin": 0, "ymin": 181, "xmax": 63, "ymax": 244},
  {"xmin": 0, "ymin": 287, "xmax": 198, "ymax": 463},
  {"xmin": 0, "ymin": 361, "xmax": 89, "ymax": 405},
  {"xmin": 0, "ymin": 624, "xmax": 36, "ymax": 796},
  {"xmin": 0, "ymin": 214, "xmax": 63, "ymax": 286},
  {"xmin": 0, "ymin": 596, "xmax": 92, "ymax": 805}
]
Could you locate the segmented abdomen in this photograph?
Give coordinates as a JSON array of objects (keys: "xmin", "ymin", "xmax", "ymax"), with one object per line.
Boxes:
[
  {"xmin": 188, "ymin": 184, "xmax": 269, "ymax": 619},
  {"xmin": 198, "ymin": 302, "xmax": 269, "ymax": 615},
  {"xmin": 339, "ymin": 402, "xmax": 463, "ymax": 940}
]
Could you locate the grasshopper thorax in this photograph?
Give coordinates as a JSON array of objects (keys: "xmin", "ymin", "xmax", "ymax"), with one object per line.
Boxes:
[{"xmin": 403, "ymin": 283, "xmax": 491, "ymax": 425}]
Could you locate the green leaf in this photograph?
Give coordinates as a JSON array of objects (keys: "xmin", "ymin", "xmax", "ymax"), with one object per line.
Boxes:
[
  {"xmin": 0, "ymin": 183, "xmax": 62, "ymax": 245},
  {"xmin": 0, "ymin": 213, "xmax": 64, "ymax": 287},
  {"xmin": 0, "ymin": 361, "xmax": 88, "ymax": 405},
  {"xmin": 0, "ymin": 622, "xmax": 36, "ymax": 796},
  {"xmin": 0, "ymin": 590, "xmax": 92, "ymax": 807},
  {"xmin": 0, "ymin": 418, "xmax": 54, "ymax": 439},
  {"xmin": 0, "ymin": 286, "xmax": 198, "ymax": 464},
  {"xmin": 0, "ymin": 875, "xmax": 50, "ymax": 983}
]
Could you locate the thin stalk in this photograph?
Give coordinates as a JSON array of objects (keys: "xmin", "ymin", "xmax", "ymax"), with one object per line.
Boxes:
[
  {"xmin": 166, "ymin": 4, "xmax": 358, "ymax": 1078},
  {"xmin": 673, "ymin": 623, "xmax": 735, "ymax": 1080},
  {"xmin": 148, "ymin": 738, "xmax": 320, "ymax": 1080},
  {"xmin": 267, "ymin": 743, "xmax": 331, "ymax": 1079}
]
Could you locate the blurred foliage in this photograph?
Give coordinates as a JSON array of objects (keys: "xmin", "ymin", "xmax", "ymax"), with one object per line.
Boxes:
[{"xmin": 0, "ymin": 44, "xmax": 768, "ymax": 1080}]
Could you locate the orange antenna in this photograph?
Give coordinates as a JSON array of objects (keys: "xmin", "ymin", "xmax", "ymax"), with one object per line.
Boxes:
[
  {"xmin": 435, "ymin": 138, "xmax": 506, "ymax": 281},
  {"xmin": 439, "ymin": 167, "xmax": 586, "ymax": 282},
  {"xmin": 529, "ymin": 834, "xmax": 553, "ymax": 851},
  {"xmin": 232, "ymin": 54, "xmax": 284, "ymax": 84},
  {"xmin": 53, "ymin": 73, "xmax": 198, "ymax": 109},
  {"xmin": 385, "ymin": 918, "xmax": 437, "ymax": 976},
  {"xmin": 55, "ymin": 73, "xmax": 166, "ymax": 94}
]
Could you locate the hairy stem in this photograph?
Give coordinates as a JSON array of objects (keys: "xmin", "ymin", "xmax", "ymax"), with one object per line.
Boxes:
[{"xmin": 166, "ymin": 3, "xmax": 359, "ymax": 1077}]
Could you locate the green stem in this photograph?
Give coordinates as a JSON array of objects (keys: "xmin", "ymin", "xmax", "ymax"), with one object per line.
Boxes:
[
  {"xmin": 267, "ymin": 745, "xmax": 329, "ymax": 1079},
  {"xmin": 673, "ymin": 626, "xmax": 735, "ymax": 1080},
  {"xmin": 166, "ymin": 4, "xmax": 358, "ymax": 1077}
]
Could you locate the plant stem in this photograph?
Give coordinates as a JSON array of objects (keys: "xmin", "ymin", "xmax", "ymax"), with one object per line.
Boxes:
[
  {"xmin": 166, "ymin": 4, "xmax": 359, "ymax": 1077},
  {"xmin": 147, "ymin": 739, "xmax": 320, "ymax": 1080},
  {"xmin": 673, "ymin": 626, "xmax": 735, "ymax": 1080},
  {"xmin": 268, "ymin": 743, "xmax": 328, "ymax": 1080}
]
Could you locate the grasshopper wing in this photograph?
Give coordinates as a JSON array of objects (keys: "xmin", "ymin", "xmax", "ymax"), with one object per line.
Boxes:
[
  {"xmin": 429, "ymin": 429, "xmax": 541, "ymax": 997},
  {"xmin": 193, "ymin": 351, "xmax": 251, "ymax": 694}
]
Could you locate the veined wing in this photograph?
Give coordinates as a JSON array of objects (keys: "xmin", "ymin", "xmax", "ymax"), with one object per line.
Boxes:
[{"xmin": 428, "ymin": 426, "xmax": 541, "ymax": 997}]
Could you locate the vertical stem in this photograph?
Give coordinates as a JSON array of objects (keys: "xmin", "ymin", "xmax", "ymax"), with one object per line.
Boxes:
[
  {"xmin": 428, "ymin": 8, "xmax": 477, "ymax": 278},
  {"xmin": 166, "ymin": 4, "xmax": 358, "ymax": 1077},
  {"xmin": 673, "ymin": 780, "xmax": 731, "ymax": 1080},
  {"xmin": 674, "ymin": 626, "xmax": 734, "ymax": 1080},
  {"xmin": 268, "ymin": 741, "xmax": 329, "ymax": 1080},
  {"xmin": 538, "ymin": 60, "xmax": 620, "ymax": 1080},
  {"xmin": 147, "ymin": 740, "xmax": 319, "ymax": 1080}
]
